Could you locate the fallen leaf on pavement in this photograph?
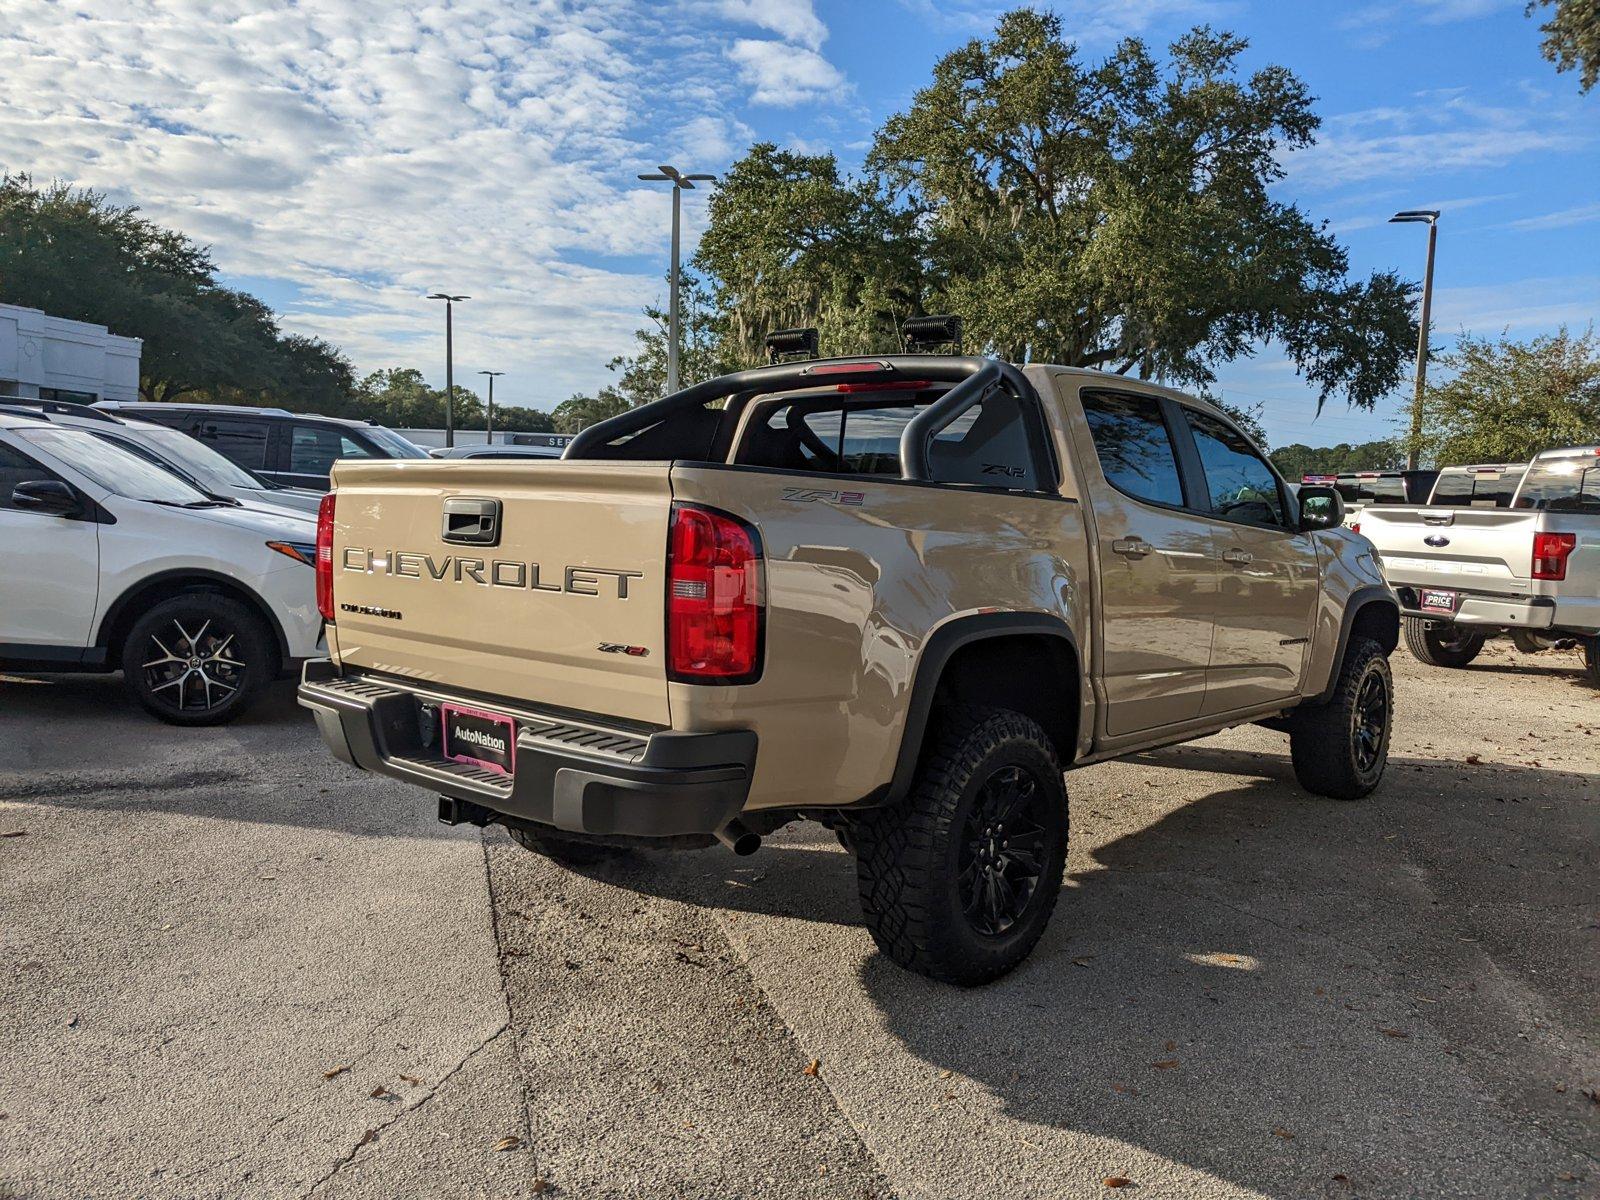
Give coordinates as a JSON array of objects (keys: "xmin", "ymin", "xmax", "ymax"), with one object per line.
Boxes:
[
  {"xmin": 1150, "ymin": 1059, "xmax": 1179, "ymax": 1069},
  {"xmin": 1, "ymin": 830, "xmax": 27, "ymax": 838},
  {"xmin": 1465, "ymin": 755, "xmax": 1481, "ymax": 765},
  {"xmin": 531, "ymin": 1180, "xmax": 552, "ymax": 1195},
  {"xmin": 803, "ymin": 1059, "xmax": 821, "ymax": 1077},
  {"xmin": 1272, "ymin": 1127, "xmax": 1294, "ymax": 1140},
  {"xmin": 322, "ymin": 1064, "xmax": 351, "ymax": 1080},
  {"xmin": 1379, "ymin": 1028, "xmax": 1409, "ymax": 1039},
  {"xmin": 493, "ymin": 1135, "xmax": 521, "ymax": 1152},
  {"xmin": 1164, "ymin": 1041, "xmax": 1176, "ymax": 1052},
  {"xmin": 1103, "ymin": 1176, "xmax": 1132, "ymax": 1188},
  {"xmin": 399, "ymin": 1074, "xmax": 423, "ymax": 1087},
  {"xmin": 369, "ymin": 1086, "xmax": 395, "ymax": 1100},
  {"xmin": 356, "ymin": 1129, "xmax": 377, "ymax": 1148}
]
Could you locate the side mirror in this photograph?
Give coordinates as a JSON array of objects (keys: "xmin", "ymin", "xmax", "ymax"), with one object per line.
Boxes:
[
  {"xmin": 1297, "ymin": 485, "xmax": 1345, "ymax": 532},
  {"xmin": 11, "ymin": 479, "xmax": 83, "ymax": 517}
]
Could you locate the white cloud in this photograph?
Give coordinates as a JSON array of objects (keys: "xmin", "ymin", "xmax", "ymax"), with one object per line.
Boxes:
[
  {"xmin": 717, "ymin": 0, "xmax": 828, "ymax": 51},
  {"xmin": 0, "ymin": 0, "xmax": 775, "ymax": 411},
  {"xmin": 1506, "ymin": 202, "xmax": 1600, "ymax": 232},
  {"xmin": 895, "ymin": 0, "xmax": 1238, "ymax": 41},
  {"xmin": 727, "ymin": 39, "xmax": 849, "ymax": 107},
  {"xmin": 1285, "ymin": 96, "xmax": 1591, "ymax": 188}
]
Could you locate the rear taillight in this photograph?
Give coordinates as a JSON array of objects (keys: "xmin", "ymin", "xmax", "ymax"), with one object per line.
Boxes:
[
  {"xmin": 1532, "ymin": 531, "xmax": 1576, "ymax": 580},
  {"xmin": 666, "ymin": 504, "xmax": 763, "ymax": 683},
  {"xmin": 315, "ymin": 492, "xmax": 336, "ymax": 621}
]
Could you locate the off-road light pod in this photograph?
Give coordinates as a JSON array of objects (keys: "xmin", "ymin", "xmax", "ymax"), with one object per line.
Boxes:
[
  {"xmin": 765, "ymin": 327, "xmax": 819, "ymax": 363},
  {"xmin": 902, "ymin": 314, "xmax": 964, "ymax": 353},
  {"xmin": 316, "ymin": 492, "xmax": 337, "ymax": 621},
  {"xmin": 666, "ymin": 503, "xmax": 764, "ymax": 683},
  {"xmin": 1531, "ymin": 531, "xmax": 1576, "ymax": 581}
]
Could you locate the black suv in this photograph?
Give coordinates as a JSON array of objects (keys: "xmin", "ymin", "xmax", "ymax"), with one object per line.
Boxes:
[{"xmin": 93, "ymin": 403, "xmax": 428, "ymax": 489}]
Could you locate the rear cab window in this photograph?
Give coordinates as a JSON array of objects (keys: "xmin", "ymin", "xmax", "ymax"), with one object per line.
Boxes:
[
  {"xmin": 735, "ymin": 387, "xmax": 1047, "ymax": 491},
  {"xmin": 1514, "ymin": 457, "xmax": 1600, "ymax": 512}
]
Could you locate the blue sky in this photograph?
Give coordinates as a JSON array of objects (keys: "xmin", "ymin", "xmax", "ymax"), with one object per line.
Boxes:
[{"xmin": 2, "ymin": 0, "xmax": 1596, "ymax": 448}]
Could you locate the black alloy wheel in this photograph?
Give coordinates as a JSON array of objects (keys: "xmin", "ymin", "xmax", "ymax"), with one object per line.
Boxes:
[
  {"xmin": 958, "ymin": 765, "xmax": 1050, "ymax": 937},
  {"xmin": 1351, "ymin": 669, "xmax": 1390, "ymax": 775},
  {"xmin": 142, "ymin": 617, "xmax": 247, "ymax": 713}
]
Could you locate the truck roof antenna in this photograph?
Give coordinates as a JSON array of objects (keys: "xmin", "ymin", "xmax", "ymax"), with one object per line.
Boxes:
[
  {"xmin": 902, "ymin": 314, "xmax": 963, "ymax": 355},
  {"xmin": 765, "ymin": 327, "xmax": 819, "ymax": 364}
]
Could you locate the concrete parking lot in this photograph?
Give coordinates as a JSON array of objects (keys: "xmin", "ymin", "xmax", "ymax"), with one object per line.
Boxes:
[{"xmin": 2, "ymin": 644, "xmax": 1596, "ymax": 1199}]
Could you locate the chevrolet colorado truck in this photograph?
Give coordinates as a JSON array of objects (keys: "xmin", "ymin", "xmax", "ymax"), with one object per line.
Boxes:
[
  {"xmin": 300, "ymin": 354, "xmax": 1400, "ymax": 984},
  {"xmin": 1359, "ymin": 444, "xmax": 1600, "ymax": 685}
]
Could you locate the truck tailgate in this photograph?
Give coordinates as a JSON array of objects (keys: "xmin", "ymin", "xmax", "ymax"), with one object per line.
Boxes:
[
  {"xmin": 1360, "ymin": 506, "xmax": 1538, "ymax": 592},
  {"xmin": 326, "ymin": 459, "xmax": 672, "ymax": 726}
]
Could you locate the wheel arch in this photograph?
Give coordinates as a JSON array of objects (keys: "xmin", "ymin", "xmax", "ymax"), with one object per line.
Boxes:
[
  {"xmin": 96, "ymin": 570, "xmax": 290, "ymax": 669},
  {"xmin": 884, "ymin": 613, "xmax": 1083, "ymax": 806},
  {"xmin": 1308, "ymin": 587, "xmax": 1399, "ymax": 706}
]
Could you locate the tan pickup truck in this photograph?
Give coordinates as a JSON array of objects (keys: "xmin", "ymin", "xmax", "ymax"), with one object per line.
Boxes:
[{"xmin": 300, "ymin": 354, "xmax": 1399, "ymax": 984}]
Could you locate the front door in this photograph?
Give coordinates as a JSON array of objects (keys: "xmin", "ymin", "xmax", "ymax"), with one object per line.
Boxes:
[
  {"xmin": 0, "ymin": 440, "xmax": 100, "ymax": 650},
  {"xmin": 1176, "ymin": 407, "xmax": 1319, "ymax": 714},
  {"xmin": 1074, "ymin": 388, "xmax": 1219, "ymax": 737}
]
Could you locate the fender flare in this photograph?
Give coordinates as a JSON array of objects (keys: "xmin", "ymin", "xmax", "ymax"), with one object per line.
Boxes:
[
  {"xmin": 883, "ymin": 612, "xmax": 1082, "ymax": 805},
  {"xmin": 95, "ymin": 568, "xmax": 293, "ymax": 665},
  {"xmin": 1307, "ymin": 586, "xmax": 1399, "ymax": 706}
]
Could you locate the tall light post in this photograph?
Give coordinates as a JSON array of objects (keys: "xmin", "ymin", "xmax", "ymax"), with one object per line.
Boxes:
[
  {"xmin": 426, "ymin": 293, "xmax": 469, "ymax": 447},
  {"xmin": 1390, "ymin": 210, "xmax": 1439, "ymax": 471},
  {"xmin": 638, "ymin": 164, "xmax": 715, "ymax": 395},
  {"xmin": 478, "ymin": 369, "xmax": 504, "ymax": 444}
]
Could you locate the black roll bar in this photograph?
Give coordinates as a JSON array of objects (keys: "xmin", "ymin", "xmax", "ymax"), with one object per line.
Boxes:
[{"xmin": 564, "ymin": 354, "xmax": 1036, "ymax": 483}]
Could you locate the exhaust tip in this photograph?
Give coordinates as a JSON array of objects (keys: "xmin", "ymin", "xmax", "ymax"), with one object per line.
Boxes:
[{"xmin": 716, "ymin": 819, "xmax": 761, "ymax": 856}]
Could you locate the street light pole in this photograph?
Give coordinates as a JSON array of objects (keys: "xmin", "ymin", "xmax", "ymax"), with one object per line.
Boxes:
[
  {"xmin": 427, "ymin": 293, "xmax": 469, "ymax": 448},
  {"xmin": 478, "ymin": 370, "xmax": 504, "ymax": 444},
  {"xmin": 1389, "ymin": 210, "xmax": 1440, "ymax": 471},
  {"xmin": 638, "ymin": 164, "xmax": 715, "ymax": 395}
]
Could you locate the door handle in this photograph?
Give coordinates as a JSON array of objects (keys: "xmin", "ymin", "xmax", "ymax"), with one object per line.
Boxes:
[
  {"xmin": 1112, "ymin": 537, "xmax": 1152, "ymax": 558},
  {"xmin": 1221, "ymin": 548, "xmax": 1254, "ymax": 565}
]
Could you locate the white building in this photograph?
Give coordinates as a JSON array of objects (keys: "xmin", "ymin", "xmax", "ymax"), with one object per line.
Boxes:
[{"xmin": 0, "ymin": 302, "xmax": 142, "ymax": 403}]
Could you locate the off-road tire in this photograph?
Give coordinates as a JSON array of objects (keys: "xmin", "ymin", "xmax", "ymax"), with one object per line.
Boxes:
[
  {"xmin": 506, "ymin": 823, "xmax": 621, "ymax": 866},
  {"xmin": 1582, "ymin": 638, "xmax": 1600, "ymax": 688},
  {"xmin": 850, "ymin": 706, "xmax": 1067, "ymax": 987},
  {"xmin": 1403, "ymin": 616, "xmax": 1486, "ymax": 668},
  {"xmin": 122, "ymin": 593, "xmax": 275, "ymax": 726},
  {"xmin": 1289, "ymin": 636, "xmax": 1392, "ymax": 800}
]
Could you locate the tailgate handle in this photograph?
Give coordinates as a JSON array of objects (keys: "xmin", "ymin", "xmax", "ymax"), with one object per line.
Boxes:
[
  {"xmin": 441, "ymin": 497, "xmax": 502, "ymax": 547},
  {"xmin": 1421, "ymin": 513, "xmax": 1454, "ymax": 526}
]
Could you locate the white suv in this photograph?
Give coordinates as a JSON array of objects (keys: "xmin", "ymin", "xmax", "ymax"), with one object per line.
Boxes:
[{"xmin": 0, "ymin": 410, "xmax": 324, "ymax": 725}]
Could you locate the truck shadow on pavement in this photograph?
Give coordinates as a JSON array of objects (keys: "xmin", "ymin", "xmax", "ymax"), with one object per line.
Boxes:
[
  {"xmin": 851, "ymin": 746, "xmax": 1598, "ymax": 1199},
  {"xmin": 593, "ymin": 745, "xmax": 1597, "ymax": 1198}
]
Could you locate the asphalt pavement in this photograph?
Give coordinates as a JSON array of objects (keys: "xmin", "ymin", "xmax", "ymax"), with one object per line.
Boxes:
[{"xmin": 2, "ymin": 641, "xmax": 1596, "ymax": 1199}]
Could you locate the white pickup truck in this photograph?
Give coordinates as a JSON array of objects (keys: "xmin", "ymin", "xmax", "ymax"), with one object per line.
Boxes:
[{"xmin": 1359, "ymin": 445, "xmax": 1600, "ymax": 685}]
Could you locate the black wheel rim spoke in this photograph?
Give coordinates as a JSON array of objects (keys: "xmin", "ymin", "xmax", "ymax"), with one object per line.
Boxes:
[
  {"xmin": 1352, "ymin": 671, "xmax": 1388, "ymax": 772},
  {"xmin": 958, "ymin": 761, "xmax": 1052, "ymax": 937}
]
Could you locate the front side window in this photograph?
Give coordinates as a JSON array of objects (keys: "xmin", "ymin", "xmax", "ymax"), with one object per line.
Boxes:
[
  {"xmin": 0, "ymin": 441, "xmax": 59, "ymax": 512},
  {"xmin": 1183, "ymin": 408, "xmax": 1287, "ymax": 528},
  {"xmin": 289, "ymin": 425, "xmax": 377, "ymax": 476},
  {"xmin": 1079, "ymin": 391, "xmax": 1184, "ymax": 507}
]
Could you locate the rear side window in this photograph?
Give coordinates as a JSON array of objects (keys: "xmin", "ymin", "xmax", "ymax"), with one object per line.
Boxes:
[
  {"xmin": 1183, "ymin": 409, "xmax": 1287, "ymax": 528},
  {"xmin": 195, "ymin": 418, "xmax": 271, "ymax": 470},
  {"xmin": 1079, "ymin": 391, "xmax": 1184, "ymax": 507},
  {"xmin": 289, "ymin": 425, "xmax": 376, "ymax": 475},
  {"xmin": 0, "ymin": 441, "xmax": 58, "ymax": 511},
  {"xmin": 1515, "ymin": 459, "xmax": 1600, "ymax": 512}
]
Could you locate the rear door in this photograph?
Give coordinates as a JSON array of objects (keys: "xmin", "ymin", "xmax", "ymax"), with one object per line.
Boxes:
[
  {"xmin": 327, "ymin": 460, "xmax": 675, "ymax": 726},
  {"xmin": 1070, "ymin": 387, "xmax": 1218, "ymax": 736},
  {"xmin": 1175, "ymin": 407, "xmax": 1319, "ymax": 714}
]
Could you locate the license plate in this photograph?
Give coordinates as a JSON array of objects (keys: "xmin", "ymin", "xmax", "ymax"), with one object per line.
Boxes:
[
  {"xmin": 440, "ymin": 703, "xmax": 516, "ymax": 776},
  {"xmin": 1420, "ymin": 588, "xmax": 1458, "ymax": 614}
]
